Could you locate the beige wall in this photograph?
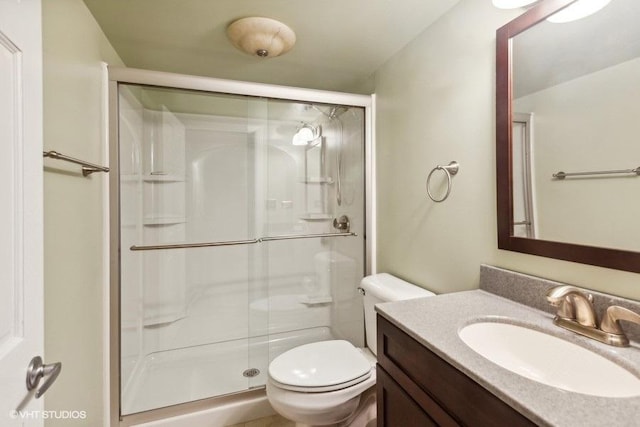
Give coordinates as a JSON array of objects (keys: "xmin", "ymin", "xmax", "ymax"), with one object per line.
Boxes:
[
  {"xmin": 374, "ymin": 0, "xmax": 640, "ymax": 300},
  {"xmin": 43, "ymin": 0, "xmax": 123, "ymax": 425},
  {"xmin": 514, "ymin": 57, "xmax": 640, "ymax": 252}
]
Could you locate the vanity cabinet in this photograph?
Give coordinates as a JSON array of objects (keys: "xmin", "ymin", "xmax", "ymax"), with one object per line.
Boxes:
[{"xmin": 376, "ymin": 315, "xmax": 536, "ymax": 427}]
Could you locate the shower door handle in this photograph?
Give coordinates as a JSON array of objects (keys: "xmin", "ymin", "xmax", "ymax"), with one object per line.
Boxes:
[
  {"xmin": 332, "ymin": 215, "xmax": 350, "ymax": 232},
  {"xmin": 26, "ymin": 356, "xmax": 62, "ymax": 398}
]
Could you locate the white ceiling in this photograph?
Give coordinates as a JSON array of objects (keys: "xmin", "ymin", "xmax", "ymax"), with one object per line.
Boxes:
[{"xmin": 82, "ymin": 0, "xmax": 461, "ymax": 94}]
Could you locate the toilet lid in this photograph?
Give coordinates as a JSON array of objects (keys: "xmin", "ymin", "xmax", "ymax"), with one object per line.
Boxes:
[{"xmin": 269, "ymin": 340, "xmax": 372, "ymax": 391}]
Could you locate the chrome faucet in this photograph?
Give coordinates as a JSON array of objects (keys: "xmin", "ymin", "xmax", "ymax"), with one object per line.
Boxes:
[{"xmin": 546, "ymin": 285, "xmax": 640, "ymax": 347}]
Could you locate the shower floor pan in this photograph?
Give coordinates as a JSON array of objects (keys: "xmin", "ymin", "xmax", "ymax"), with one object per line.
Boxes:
[{"xmin": 121, "ymin": 326, "xmax": 332, "ymax": 415}]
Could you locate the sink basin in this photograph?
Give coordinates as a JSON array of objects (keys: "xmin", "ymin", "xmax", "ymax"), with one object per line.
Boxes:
[{"xmin": 459, "ymin": 322, "xmax": 640, "ymax": 397}]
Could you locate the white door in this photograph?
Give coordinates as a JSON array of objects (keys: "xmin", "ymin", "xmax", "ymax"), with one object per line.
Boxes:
[{"xmin": 0, "ymin": 0, "xmax": 46, "ymax": 426}]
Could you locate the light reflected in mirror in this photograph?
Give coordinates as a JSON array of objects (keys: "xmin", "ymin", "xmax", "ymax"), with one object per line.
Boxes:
[
  {"xmin": 546, "ymin": 0, "xmax": 611, "ymax": 23},
  {"xmin": 510, "ymin": 0, "xmax": 640, "ymax": 252}
]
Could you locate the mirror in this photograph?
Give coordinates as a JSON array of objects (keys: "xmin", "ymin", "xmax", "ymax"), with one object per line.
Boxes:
[{"xmin": 496, "ymin": 0, "xmax": 640, "ymax": 273}]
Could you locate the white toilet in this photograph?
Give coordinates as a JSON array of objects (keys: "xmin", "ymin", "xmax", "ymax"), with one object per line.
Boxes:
[{"xmin": 266, "ymin": 273, "xmax": 434, "ymax": 426}]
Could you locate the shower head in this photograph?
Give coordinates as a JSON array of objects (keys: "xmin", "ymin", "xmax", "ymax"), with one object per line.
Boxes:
[
  {"xmin": 292, "ymin": 123, "xmax": 321, "ymax": 146},
  {"xmin": 311, "ymin": 105, "xmax": 349, "ymax": 119},
  {"xmin": 328, "ymin": 106, "xmax": 349, "ymax": 119}
]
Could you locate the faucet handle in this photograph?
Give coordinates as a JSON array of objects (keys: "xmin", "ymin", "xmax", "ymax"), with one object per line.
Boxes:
[
  {"xmin": 555, "ymin": 296, "xmax": 575, "ymax": 320},
  {"xmin": 546, "ymin": 285, "xmax": 595, "ymax": 324},
  {"xmin": 600, "ymin": 306, "xmax": 640, "ymax": 345},
  {"xmin": 546, "ymin": 285, "xmax": 593, "ymax": 303}
]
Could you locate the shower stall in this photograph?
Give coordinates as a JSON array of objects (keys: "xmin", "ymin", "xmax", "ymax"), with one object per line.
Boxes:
[{"xmin": 108, "ymin": 68, "xmax": 373, "ymax": 422}]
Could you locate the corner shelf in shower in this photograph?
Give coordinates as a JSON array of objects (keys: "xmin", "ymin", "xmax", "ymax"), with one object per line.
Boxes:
[
  {"xmin": 299, "ymin": 177, "xmax": 334, "ymax": 184},
  {"xmin": 143, "ymin": 216, "xmax": 187, "ymax": 226},
  {"xmin": 143, "ymin": 174, "xmax": 185, "ymax": 183},
  {"xmin": 299, "ymin": 213, "xmax": 333, "ymax": 221}
]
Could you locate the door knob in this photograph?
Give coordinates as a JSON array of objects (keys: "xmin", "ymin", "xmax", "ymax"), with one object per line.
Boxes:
[{"xmin": 26, "ymin": 356, "xmax": 62, "ymax": 398}]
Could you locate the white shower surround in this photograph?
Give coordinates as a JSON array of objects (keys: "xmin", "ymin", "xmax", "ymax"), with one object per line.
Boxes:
[{"xmin": 110, "ymin": 67, "xmax": 375, "ymax": 426}]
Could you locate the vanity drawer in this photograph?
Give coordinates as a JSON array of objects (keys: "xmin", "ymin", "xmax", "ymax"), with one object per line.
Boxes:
[{"xmin": 377, "ymin": 315, "xmax": 535, "ymax": 427}]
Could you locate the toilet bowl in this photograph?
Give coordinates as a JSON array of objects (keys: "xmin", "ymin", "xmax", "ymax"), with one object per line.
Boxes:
[
  {"xmin": 266, "ymin": 273, "xmax": 434, "ymax": 426},
  {"xmin": 267, "ymin": 340, "xmax": 376, "ymax": 426}
]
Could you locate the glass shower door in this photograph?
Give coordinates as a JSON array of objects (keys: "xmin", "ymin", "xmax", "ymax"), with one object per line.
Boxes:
[
  {"xmin": 118, "ymin": 84, "xmax": 270, "ymax": 414},
  {"xmin": 261, "ymin": 100, "xmax": 366, "ymax": 363},
  {"xmin": 116, "ymin": 83, "xmax": 367, "ymax": 416}
]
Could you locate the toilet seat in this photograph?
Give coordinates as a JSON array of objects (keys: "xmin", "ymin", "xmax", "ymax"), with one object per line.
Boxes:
[{"xmin": 269, "ymin": 340, "xmax": 372, "ymax": 392}]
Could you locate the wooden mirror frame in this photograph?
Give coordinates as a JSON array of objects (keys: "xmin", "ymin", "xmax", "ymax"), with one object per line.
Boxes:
[{"xmin": 496, "ymin": 0, "xmax": 640, "ymax": 274}]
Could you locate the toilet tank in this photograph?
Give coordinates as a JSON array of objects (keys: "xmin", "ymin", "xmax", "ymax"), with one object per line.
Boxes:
[{"xmin": 360, "ymin": 273, "xmax": 434, "ymax": 355}]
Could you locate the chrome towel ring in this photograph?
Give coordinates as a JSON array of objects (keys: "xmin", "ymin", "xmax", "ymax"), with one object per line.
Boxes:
[{"xmin": 426, "ymin": 161, "xmax": 459, "ymax": 202}]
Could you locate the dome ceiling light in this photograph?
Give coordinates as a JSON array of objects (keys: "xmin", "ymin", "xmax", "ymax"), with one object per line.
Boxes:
[
  {"xmin": 547, "ymin": 0, "xmax": 611, "ymax": 23},
  {"xmin": 226, "ymin": 17, "xmax": 296, "ymax": 58},
  {"xmin": 292, "ymin": 123, "xmax": 321, "ymax": 146},
  {"xmin": 491, "ymin": 0, "xmax": 612, "ymax": 23}
]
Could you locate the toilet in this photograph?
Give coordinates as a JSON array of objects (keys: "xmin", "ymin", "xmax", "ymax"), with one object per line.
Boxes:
[{"xmin": 266, "ymin": 273, "xmax": 435, "ymax": 426}]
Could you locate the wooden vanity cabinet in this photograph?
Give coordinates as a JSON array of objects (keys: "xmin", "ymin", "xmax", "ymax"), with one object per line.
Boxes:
[{"xmin": 376, "ymin": 315, "xmax": 536, "ymax": 427}]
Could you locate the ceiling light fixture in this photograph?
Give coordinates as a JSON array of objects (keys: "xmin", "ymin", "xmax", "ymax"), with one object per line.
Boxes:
[
  {"xmin": 547, "ymin": 0, "xmax": 611, "ymax": 23},
  {"xmin": 491, "ymin": 0, "xmax": 538, "ymax": 9},
  {"xmin": 226, "ymin": 17, "xmax": 296, "ymax": 58}
]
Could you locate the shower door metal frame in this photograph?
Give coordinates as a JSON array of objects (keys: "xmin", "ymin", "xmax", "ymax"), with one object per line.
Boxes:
[{"xmin": 107, "ymin": 66, "xmax": 375, "ymax": 426}]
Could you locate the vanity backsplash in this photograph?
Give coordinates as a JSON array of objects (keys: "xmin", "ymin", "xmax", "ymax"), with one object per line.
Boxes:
[{"xmin": 480, "ymin": 265, "xmax": 640, "ymax": 344}]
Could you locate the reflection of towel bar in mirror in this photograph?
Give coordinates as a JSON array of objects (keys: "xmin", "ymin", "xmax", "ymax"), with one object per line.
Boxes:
[
  {"xmin": 43, "ymin": 150, "xmax": 110, "ymax": 177},
  {"xmin": 130, "ymin": 231, "xmax": 357, "ymax": 251},
  {"xmin": 552, "ymin": 167, "xmax": 640, "ymax": 180}
]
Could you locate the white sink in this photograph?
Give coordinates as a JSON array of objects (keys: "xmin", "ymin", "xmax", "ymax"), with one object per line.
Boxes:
[{"xmin": 458, "ymin": 322, "xmax": 640, "ymax": 397}]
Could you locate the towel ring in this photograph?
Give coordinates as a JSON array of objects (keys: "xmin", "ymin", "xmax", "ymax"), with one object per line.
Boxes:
[{"xmin": 426, "ymin": 161, "xmax": 459, "ymax": 202}]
